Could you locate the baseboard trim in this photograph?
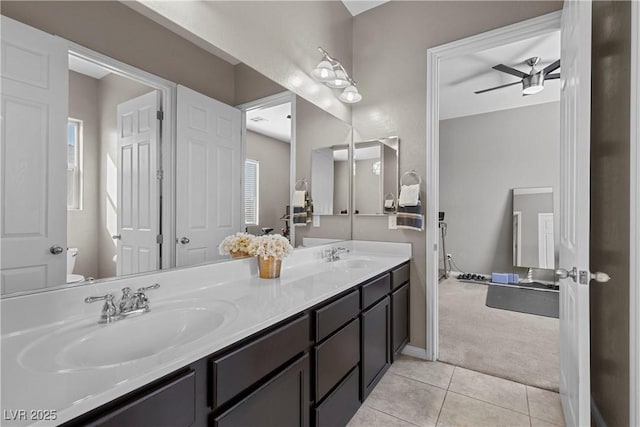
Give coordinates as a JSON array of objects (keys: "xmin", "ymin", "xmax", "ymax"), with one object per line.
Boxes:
[
  {"xmin": 591, "ymin": 396, "xmax": 608, "ymax": 427},
  {"xmin": 401, "ymin": 345, "xmax": 430, "ymax": 360}
]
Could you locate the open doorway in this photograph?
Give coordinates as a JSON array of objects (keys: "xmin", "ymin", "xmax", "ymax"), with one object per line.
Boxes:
[
  {"xmin": 426, "ymin": 12, "xmax": 564, "ymax": 394},
  {"xmin": 238, "ymin": 93, "xmax": 296, "ymax": 244}
]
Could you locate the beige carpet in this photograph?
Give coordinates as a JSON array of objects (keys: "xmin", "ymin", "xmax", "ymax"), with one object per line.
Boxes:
[{"xmin": 438, "ymin": 278, "xmax": 559, "ymax": 391}]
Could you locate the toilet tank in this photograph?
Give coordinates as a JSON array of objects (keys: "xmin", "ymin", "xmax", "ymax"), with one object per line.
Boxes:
[{"xmin": 67, "ymin": 248, "xmax": 78, "ymax": 273}]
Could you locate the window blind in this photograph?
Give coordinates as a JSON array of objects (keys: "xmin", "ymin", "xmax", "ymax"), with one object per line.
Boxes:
[{"xmin": 244, "ymin": 159, "xmax": 259, "ymax": 225}]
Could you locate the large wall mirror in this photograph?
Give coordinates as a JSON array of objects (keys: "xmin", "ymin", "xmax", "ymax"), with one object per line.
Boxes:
[
  {"xmin": 353, "ymin": 137, "xmax": 399, "ymax": 215},
  {"xmin": 512, "ymin": 187, "xmax": 557, "ymax": 273},
  {"xmin": 0, "ymin": 3, "xmax": 352, "ymax": 296}
]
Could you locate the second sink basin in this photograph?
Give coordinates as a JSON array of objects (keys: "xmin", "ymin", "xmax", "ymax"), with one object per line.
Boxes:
[{"xmin": 18, "ymin": 299, "xmax": 238, "ymax": 373}]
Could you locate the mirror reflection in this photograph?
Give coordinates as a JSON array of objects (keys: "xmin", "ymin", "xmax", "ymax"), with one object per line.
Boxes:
[
  {"xmin": 0, "ymin": 5, "xmax": 352, "ymax": 296},
  {"xmin": 353, "ymin": 137, "xmax": 399, "ymax": 215},
  {"xmin": 311, "ymin": 145, "xmax": 350, "ymax": 215},
  {"xmin": 512, "ymin": 187, "xmax": 557, "ymax": 271}
]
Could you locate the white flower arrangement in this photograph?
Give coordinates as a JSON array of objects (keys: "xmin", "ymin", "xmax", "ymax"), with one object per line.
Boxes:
[
  {"xmin": 218, "ymin": 232, "xmax": 255, "ymax": 256},
  {"xmin": 247, "ymin": 234, "xmax": 293, "ymax": 260}
]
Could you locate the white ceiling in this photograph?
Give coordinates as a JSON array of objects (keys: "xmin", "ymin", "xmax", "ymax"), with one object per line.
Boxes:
[
  {"xmin": 246, "ymin": 102, "xmax": 292, "ymax": 143},
  {"xmin": 341, "ymin": 0, "xmax": 389, "ymax": 16},
  {"xmin": 69, "ymin": 55, "xmax": 111, "ymax": 79},
  {"xmin": 439, "ymin": 30, "xmax": 561, "ymax": 120}
]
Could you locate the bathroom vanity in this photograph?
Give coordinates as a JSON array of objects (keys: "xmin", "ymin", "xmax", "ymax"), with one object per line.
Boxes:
[{"xmin": 1, "ymin": 241, "xmax": 411, "ymax": 427}]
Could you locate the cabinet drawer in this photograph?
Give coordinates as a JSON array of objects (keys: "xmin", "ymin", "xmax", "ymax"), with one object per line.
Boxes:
[
  {"xmin": 361, "ymin": 296, "xmax": 391, "ymax": 400},
  {"xmin": 315, "ymin": 318, "xmax": 360, "ymax": 401},
  {"xmin": 391, "ymin": 263, "xmax": 410, "ymax": 290},
  {"xmin": 210, "ymin": 315, "xmax": 311, "ymax": 410},
  {"xmin": 315, "ymin": 289, "xmax": 359, "ymax": 342},
  {"xmin": 361, "ymin": 274, "xmax": 391, "ymax": 310},
  {"xmin": 212, "ymin": 353, "xmax": 310, "ymax": 427},
  {"xmin": 315, "ymin": 367, "xmax": 361, "ymax": 427},
  {"xmin": 73, "ymin": 369, "xmax": 196, "ymax": 427}
]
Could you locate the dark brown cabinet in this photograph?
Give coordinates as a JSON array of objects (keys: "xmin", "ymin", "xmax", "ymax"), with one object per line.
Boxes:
[
  {"xmin": 391, "ymin": 282, "xmax": 410, "ymax": 361},
  {"xmin": 361, "ymin": 295, "xmax": 391, "ymax": 400},
  {"xmin": 212, "ymin": 354, "xmax": 310, "ymax": 427}
]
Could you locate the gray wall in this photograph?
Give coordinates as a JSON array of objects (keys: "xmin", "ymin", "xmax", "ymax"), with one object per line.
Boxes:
[
  {"xmin": 67, "ymin": 71, "xmax": 100, "ymax": 279},
  {"xmin": 439, "ymin": 102, "xmax": 560, "ymax": 275},
  {"xmin": 97, "ymin": 74, "xmax": 154, "ymax": 278},
  {"xmin": 245, "ymin": 131, "xmax": 290, "ymax": 232},
  {"xmin": 351, "ymin": 0, "xmax": 562, "ymax": 349},
  {"xmin": 590, "ymin": 1, "xmax": 631, "ymax": 425}
]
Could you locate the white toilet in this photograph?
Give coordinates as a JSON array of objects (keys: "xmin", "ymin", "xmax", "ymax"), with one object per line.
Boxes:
[{"xmin": 66, "ymin": 247, "xmax": 85, "ymax": 284}]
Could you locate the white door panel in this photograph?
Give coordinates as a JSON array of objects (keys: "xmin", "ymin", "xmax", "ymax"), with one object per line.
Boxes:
[
  {"xmin": 116, "ymin": 91, "xmax": 160, "ymax": 276},
  {"xmin": 0, "ymin": 16, "xmax": 68, "ymax": 293},
  {"xmin": 176, "ymin": 85, "xmax": 241, "ymax": 267},
  {"xmin": 559, "ymin": 1, "xmax": 591, "ymax": 425}
]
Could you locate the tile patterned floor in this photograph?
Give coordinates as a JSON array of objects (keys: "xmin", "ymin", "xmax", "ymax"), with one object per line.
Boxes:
[{"xmin": 347, "ymin": 356, "xmax": 566, "ymax": 427}]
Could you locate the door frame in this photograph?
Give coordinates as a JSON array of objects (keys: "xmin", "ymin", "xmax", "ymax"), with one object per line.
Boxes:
[
  {"xmin": 67, "ymin": 42, "xmax": 177, "ymax": 270},
  {"xmin": 424, "ymin": 11, "xmax": 562, "ymax": 360},
  {"xmin": 236, "ymin": 91, "xmax": 297, "ymax": 245},
  {"xmin": 630, "ymin": 1, "xmax": 640, "ymax": 425}
]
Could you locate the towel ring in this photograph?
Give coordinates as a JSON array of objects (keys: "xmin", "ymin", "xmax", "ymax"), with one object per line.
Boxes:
[
  {"xmin": 401, "ymin": 169, "xmax": 422, "ymax": 186},
  {"xmin": 295, "ymin": 178, "xmax": 308, "ymax": 192}
]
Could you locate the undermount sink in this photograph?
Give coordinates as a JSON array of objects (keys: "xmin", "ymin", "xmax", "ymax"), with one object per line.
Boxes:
[{"xmin": 18, "ymin": 300, "xmax": 238, "ymax": 373}]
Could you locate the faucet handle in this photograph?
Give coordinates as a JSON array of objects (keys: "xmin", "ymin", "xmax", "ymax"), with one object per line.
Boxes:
[
  {"xmin": 84, "ymin": 294, "xmax": 115, "ymax": 304},
  {"xmin": 85, "ymin": 294, "xmax": 117, "ymax": 323},
  {"xmin": 137, "ymin": 283, "xmax": 160, "ymax": 293}
]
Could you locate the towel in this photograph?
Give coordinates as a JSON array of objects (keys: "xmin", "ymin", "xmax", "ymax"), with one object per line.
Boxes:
[
  {"xmin": 384, "ymin": 198, "xmax": 395, "ymax": 214},
  {"xmin": 399, "ymin": 184, "xmax": 420, "ymax": 207},
  {"xmin": 396, "ymin": 198, "xmax": 424, "ymax": 231},
  {"xmin": 292, "ymin": 191, "xmax": 313, "ymax": 226}
]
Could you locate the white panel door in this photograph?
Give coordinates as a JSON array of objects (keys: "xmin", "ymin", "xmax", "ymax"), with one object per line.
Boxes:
[
  {"xmin": 116, "ymin": 91, "xmax": 160, "ymax": 276},
  {"xmin": 559, "ymin": 1, "xmax": 592, "ymax": 425},
  {"xmin": 176, "ymin": 85, "xmax": 241, "ymax": 267},
  {"xmin": 0, "ymin": 16, "xmax": 68, "ymax": 293}
]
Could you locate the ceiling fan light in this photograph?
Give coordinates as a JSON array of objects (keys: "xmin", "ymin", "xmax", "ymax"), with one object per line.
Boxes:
[
  {"xmin": 326, "ymin": 69, "xmax": 350, "ymax": 88},
  {"xmin": 311, "ymin": 60, "xmax": 336, "ymax": 82},
  {"xmin": 339, "ymin": 85, "xmax": 362, "ymax": 103},
  {"xmin": 522, "ymin": 73, "xmax": 545, "ymax": 95}
]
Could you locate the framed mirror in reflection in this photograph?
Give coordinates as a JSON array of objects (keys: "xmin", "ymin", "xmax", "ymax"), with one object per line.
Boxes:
[
  {"xmin": 353, "ymin": 137, "xmax": 399, "ymax": 215},
  {"xmin": 0, "ymin": 8, "xmax": 352, "ymax": 297},
  {"xmin": 311, "ymin": 145, "xmax": 350, "ymax": 215},
  {"xmin": 512, "ymin": 187, "xmax": 557, "ymax": 274}
]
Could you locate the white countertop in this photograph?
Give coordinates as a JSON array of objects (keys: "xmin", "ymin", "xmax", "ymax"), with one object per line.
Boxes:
[{"xmin": 0, "ymin": 241, "xmax": 411, "ymax": 426}]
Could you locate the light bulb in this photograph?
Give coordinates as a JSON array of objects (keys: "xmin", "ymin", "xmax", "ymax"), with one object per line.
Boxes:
[
  {"xmin": 326, "ymin": 69, "xmax": 350, "ymax": 88},
  {"xmin": 311, "ymin": 60, "xmax": 336, "ymax": 82},
  {"xmin": 339, "ymin": 85, "xmax": 362, "ymax": 103}
]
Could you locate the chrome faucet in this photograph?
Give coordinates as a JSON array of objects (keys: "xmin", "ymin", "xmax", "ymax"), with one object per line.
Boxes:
[
  {"xmin": 85, "ymin": 283, "xmax": 160, "ymax": 324},
  {"xmin": 323, "ymin": 246, "xmax": 350, "ymax": 262}
]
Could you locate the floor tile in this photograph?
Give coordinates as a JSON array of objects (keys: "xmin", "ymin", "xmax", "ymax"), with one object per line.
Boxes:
[
  {"xmin": 347, "ymin": 406, "xmax": 419, "ymax": 427},
  {"xmin": 364, "ymin": 372, "xmax": 447, "ymax": 427},
  {"xmin": 527, "ymin": 386, "xmax": 565, "ymax": 426},
  {"xmin": 448, "ymin": 367, "xmax": 529, "ymax": 414},
  {"xmin": 530, "ymin": 416, "xmax": 563, "ymax": 427},
  {"xmin": 390, "ymin": 355, "xmax": 455, "ymax": 389},
  {"xmin": 436, "ymin": 391, "xmax": 531, "ymax": 427}
]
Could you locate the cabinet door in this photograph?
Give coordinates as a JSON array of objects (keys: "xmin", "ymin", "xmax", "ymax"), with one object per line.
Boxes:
[
  {"xmin": 391, "ymin": 282, "xmax": 410, "ymax": 361},
  {"xmin": 212, "ymin": 354, "xmax": 310, "ymax": 427},
  {"xmin": 361, "ymin": 296, "xmax": 391, "ymax": 400}
]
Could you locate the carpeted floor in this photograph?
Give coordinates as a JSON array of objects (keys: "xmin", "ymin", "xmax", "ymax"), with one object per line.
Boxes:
[{"xmin": 438, "ymin": 277, "xmax": 559, "ymax": 391}]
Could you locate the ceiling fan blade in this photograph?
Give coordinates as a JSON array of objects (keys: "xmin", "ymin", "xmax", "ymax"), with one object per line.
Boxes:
[
  {"xmin": 543, "ymin": 59, "xmax": 560, "ymax": 75},
  {"xmin": 492, "ymin": 64, "xmax": 528, "ymax": 79},
  {"xmin": 474, "ymin": 81, "xmax": 521, "ymax": 94},
  {"xmin": 545, "ymin": 73, "xmax": 561, "ymax": 80}
]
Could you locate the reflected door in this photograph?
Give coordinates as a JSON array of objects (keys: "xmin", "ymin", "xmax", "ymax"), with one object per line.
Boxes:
[
  {"xmin": 116, "ymin": 91, "xmax": 161, "ymax": 276},
  {"xmin": 0, "ymin": 17, "xmax": 68, "ymax": 293},
  {"xmin": 176, "ymin": 85, "xmax": 242, "ymax": 267}
]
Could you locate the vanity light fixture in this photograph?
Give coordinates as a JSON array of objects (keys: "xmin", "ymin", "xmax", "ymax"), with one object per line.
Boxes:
[{"xmin": 312, "ymin": 47, "xmax": 362, "ymax": 103}]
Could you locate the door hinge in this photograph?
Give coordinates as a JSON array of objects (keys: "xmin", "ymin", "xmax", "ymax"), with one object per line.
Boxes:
[
  {"xmin": 157, "ymin": 110, "xmax": 164, "ymax": 121},
  {"xmin": 156, "ymin": 234, "xmax": 163, "ymax": 244},
  {"xmin": 156, "ymin": 169, "xmax": 164, "ymax": 180}
]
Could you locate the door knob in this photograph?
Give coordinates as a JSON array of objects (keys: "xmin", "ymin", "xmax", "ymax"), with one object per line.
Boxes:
[
  {"xmin": 556, "ymin": 267, "xmax": 611, "ymax": 284},
  {"xmin": 180, "ymin": 237, "xmax": 190, "ymax": 244},
  {"xmin": 590, "ymin": 271, "xmax": 611, "ymax": 283},
  {"xmin": 49, "ymin": 245, "xmax": 64, "ymax": 255},
  {"xmin": 556, "ymin": 267, "xmax": 577, "ymax": 281},
  {"xmin": 112, "ymin": 234, "xmax": 121, "ymax": 240}
]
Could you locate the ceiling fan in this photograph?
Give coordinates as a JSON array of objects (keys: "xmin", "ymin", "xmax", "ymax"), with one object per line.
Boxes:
[{"xmin": 474, "ymin": 57, "xmax": 560, "ymax": 95}]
